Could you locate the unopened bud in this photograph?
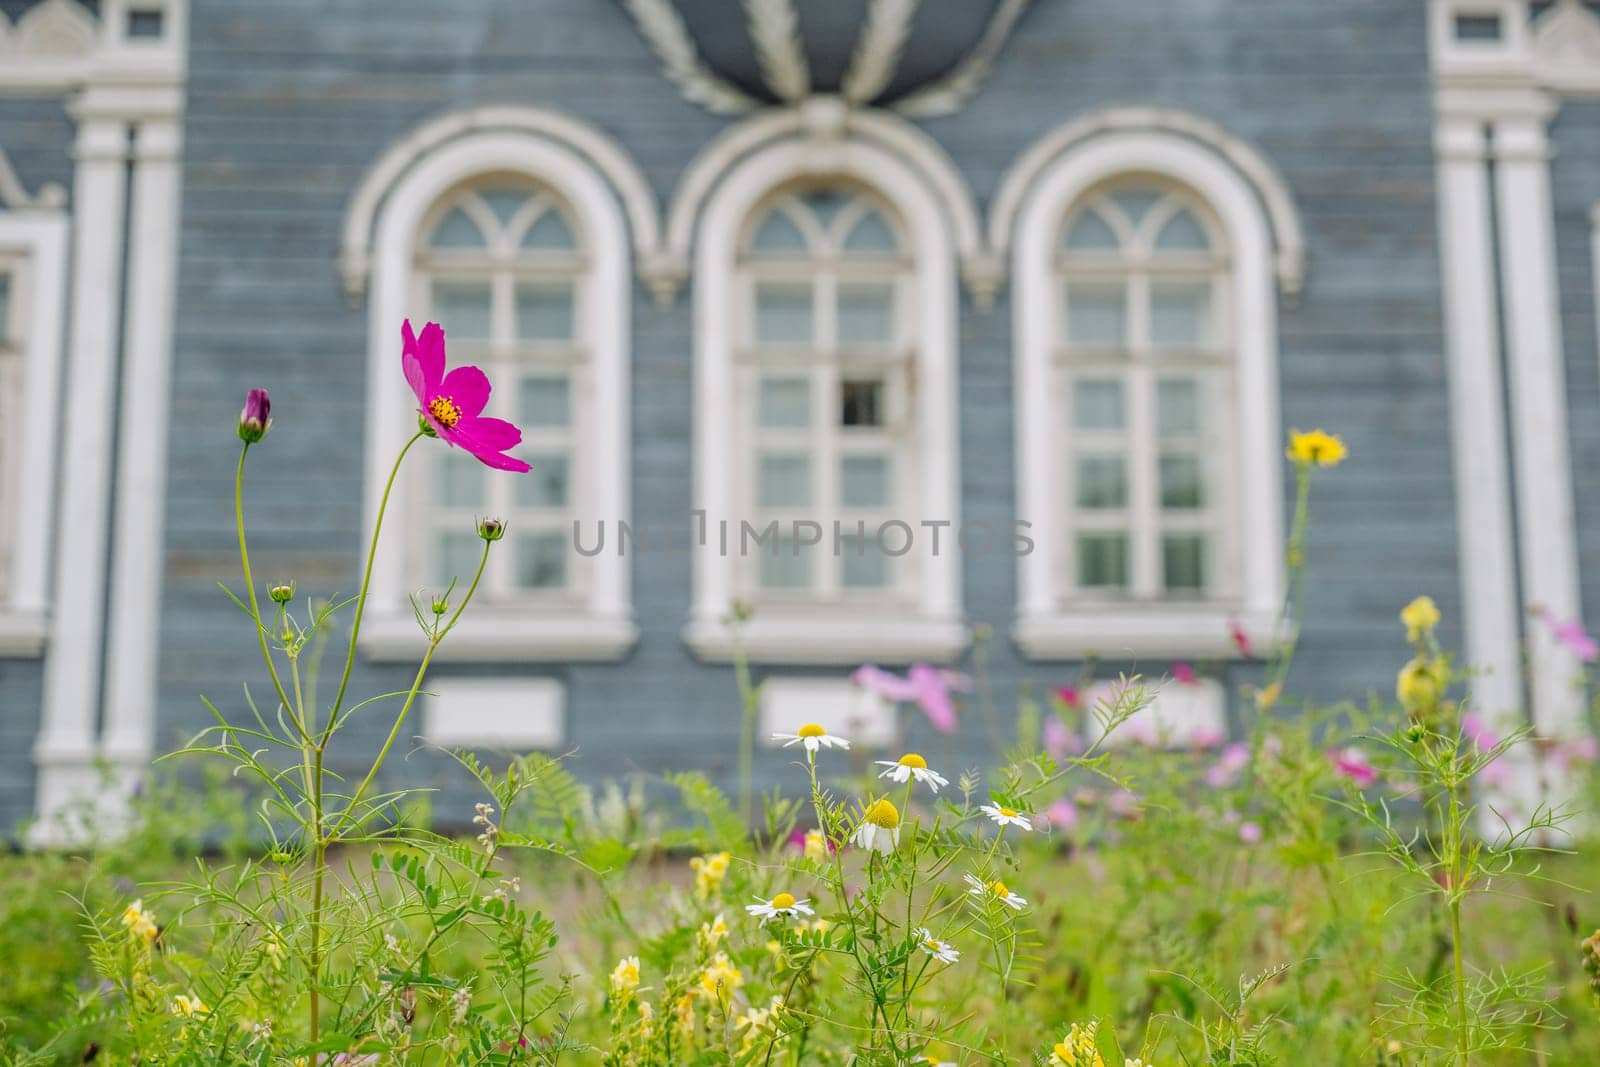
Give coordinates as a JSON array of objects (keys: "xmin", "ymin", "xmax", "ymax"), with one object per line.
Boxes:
[
  {"xmin": 431, "ymin": 593, "xmax": 449, "ymax": 616},
  {"xmin": 477, "ymin": 517, "xmax": 506, "ymax": 542},
  {"xmin": 268, "ymin": 582, "xmax": 295, "ymax": 604},
  {"xmin": 1404, "ymin": 722, "xmax": 1427, "ymax": 745},
  {"xmin": 238, "ymin": 388, "xmax": 272, "ymax": 443}
]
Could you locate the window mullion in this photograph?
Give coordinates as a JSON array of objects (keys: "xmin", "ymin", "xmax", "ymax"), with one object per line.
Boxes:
[
  {"xmin": 815, "ymin": 359, "xmax": 840, "ymax": 599},
  {"xmin": 1128, "ymin": 271, "xmax": 1160, "ymax": 599}
]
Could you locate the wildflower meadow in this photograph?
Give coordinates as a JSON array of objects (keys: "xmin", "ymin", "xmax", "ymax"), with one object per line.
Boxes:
[{"xmin": 1, "ymin": 321, "xmax": 1598, "ymax": 1067}]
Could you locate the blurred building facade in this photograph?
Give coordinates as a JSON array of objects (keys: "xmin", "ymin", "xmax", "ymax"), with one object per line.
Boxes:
[{"xmin": 0, "ymin": 0, "xmax": 1597, "ymax": 837}]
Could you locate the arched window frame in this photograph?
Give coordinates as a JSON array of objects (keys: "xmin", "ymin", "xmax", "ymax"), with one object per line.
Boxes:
[
  {"xmin": 683, "ymin": 136, "xmax": 966, "ymax": 664},
  {"xmin": 1005, "ymin": 127, "xmax": 1293, "ymax": 659},
  {"xmin": 0, "ymin": 179, "xmax": 69, "ymax": 655},
  {"xmin": 354, "ymin": 127, "xmax": 638, "ymax": 662}
]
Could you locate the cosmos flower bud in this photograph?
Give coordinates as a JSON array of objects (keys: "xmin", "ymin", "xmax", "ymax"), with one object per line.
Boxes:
[
  {"xmin": 268, "ymin": 582, "xmax": 295, "ymax": 604},
  {"xmin": 431, "ymin": 593, "xmax": 450, "ymax": 616},
  {"xmin": 477, "ymin": 517, "xmax": 507, "ymax": 542},
  {"xmin": 238, "ymin": 388, "xmax": 272, "ymax": 443}
]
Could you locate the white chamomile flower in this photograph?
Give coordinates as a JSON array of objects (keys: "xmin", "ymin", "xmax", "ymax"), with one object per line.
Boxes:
[
  {"xmin": 965, "ymin": 872, "xmax": 1027, "ymax": 911},
  {"xmin": 875, "ymin": 752, "xmax": 950, "ymax": 793},
  {"xmin": 745, "ymin": 891, "xmax": 815, "ymax": 924},
  {"xmin": 851, "ymin": 798, "xmax": 901, "ymax": 854},
  {"xmin": 771, "ymin": 722, "xmax": 850, "ymax": 753},
  {"xmin": 914, "ymin": 927, "xmax": 960, "ymax": 964},
  {"xmin": 980, "ymin": 803, "xmax": 1036, "ymax": 831}
]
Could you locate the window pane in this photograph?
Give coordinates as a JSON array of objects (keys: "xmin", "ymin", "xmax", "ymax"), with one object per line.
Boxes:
[
  {"xmin": 758, "ymin": 453, "xmax": 811, "ymax": 507},
  {"xmin": 1075, "ymin": 454, "xmax": 1127, "ymax": 509},
  {"xmin": 518, "ymin": 453, "xmax": 570, "ymax": 509},
  {"xmin": 436, "ymin": 450, "xmax": 485, "ymax": 508},
  {"xmin": 435, "ymin": 531, "xmax": 483, "ymax": 586},
  {"xmin": 520, "ymin": 377, "xmax": 569, "ymax": 427},
  {"xmin": 1110, "ymin": 188, "xmax": 1163, "ymax": 226},
  {"xmin": 1157, "ymin": 378, "xmax": 1202, "ymax": 436},
  {"xmin": 1077, "ymin": 532, "xmax": 1129, "ymax": 589},
  {"xmin": 1154, "ymin": 209, "xmax": 1210, "ymax": 252},
  {"xmin": 841, "ymin": 379, "xmax": 884, "ymax": 427},
  {"xmin": 432, "ymin": 279, "xmax": 492, "ymax": 340},
  {"xmin": 841, "ymin": 534, "xmax": 889, "ymax": 588},
  {"xmin": 1151, "ymin": 280, "xmax": 1212, "ymax": 348},
  {"xmin": 1163, "ymin": 533, "xmax": 1207, "ymax": 592},
  {"xmin": 521, "ymin": 210, "xmax": 575, "ymax": 251},
  {"xmin": 1159, "ymin": 454, "xmax": 1205, "ymax": 509},
  {"xmin": 758, "ymin": 378, "xmax": 810, "ymax": 428},
  {"xmin": 841, "ymin": 454, "xmax": 890, "ymax": 508},
  {"xmin": 1063, "ymin": 209, "xmax": 1119, "ymax": 250},
  {"xmin": 516, "ymin": 281, "xmax": 574, "ymax": 342},
  {"xmin": 751, "ymin": 210, "xmax": 808, "ymax": 254},
  {"xmin": 755, "ymin": 282, "xmax": 813, "ymax": 346},
  {"xmin": 759, "ymin": 535, "xmax": 812, "ymax": 589},
  {"xmin": 798, "ymin": 190, "xmax": 847, "ymax": 231},
  {"xmin": 430, "ymin": 208, "xmax": 487, "ymax": 249},
  {"xmin": 843, "ymin": 211, "xmax": 898, "ymax": 254},
  {"xmin": 1065, "ymin": 281, "xmax": 1126, "ymax": 348},
  {"xmin": 516, "ymin": 530, "xmax": 567, "ymax": 589},
  {"xmin": 838, "ymin": 282, "xmax": 893, "ymax": 346},
  {"xmin": 479, "ymin": 188, "xmax": 531, "ymax": 226},
  {"xmin": 1072, "ymin": 378, "xmax": 1125, "ymax": 431}
]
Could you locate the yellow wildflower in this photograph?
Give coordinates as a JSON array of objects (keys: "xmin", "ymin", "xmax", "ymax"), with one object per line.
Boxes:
[
  {"xmin": 1254, "ymin": 681, "xmax": 1282, "ymax": 711},
  {"xmin": 699, "ymin": 952, "xmax": 744, "ymax": 1002},
  {"xmin": 1401, "ymin": 596, "xmax": 1440, "ymax": 642},
  {"xmin": 852, "ymin": 798, "xmax": 900, "ymax": 853},
  {"xmin": 1286, "ymin": 428, "xmax": 1347, "ymax": 468},
  {"xmin": 121, "ymin": 899, "xmax": 158, "ymax": 943},
  {"xmin": 610, "ymin": 955, "xmax": 640, "ymax": 998},
  {"xmin": 172, "ymin": 993, "xmax": 209, "ymax": 1018},
  {"xmin": 1052, "ymin": 1021, "xmax": 1106, "ymax": 1067},
  {"xmin": 803, "ymin": 829, "xmax": 828, "ymax": 860},
  {"xmin": 674, "ymin": 990, "xmax": 696, "ymax": 1039},
  {"xmin": 700, "ymin": 912, "xmax": 728, "ymax": 948},
  {"xmin": 690, "ymin": 851, "xmax": 731, "ymax": 900},
  {"xmin": 1397, "ymin": 655, "xmax": 1447, "ymax": 713}
]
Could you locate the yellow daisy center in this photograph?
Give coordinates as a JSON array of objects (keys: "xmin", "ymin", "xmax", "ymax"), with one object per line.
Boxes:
[
  {"xmin": 797, "ymin": 723, "xmax": 827, "ymax": 738},
  {"xmin": 924, "ymin": 938, "xmax": 942, "ymax": 950},
  {"xmin": 864, "ymin": 798, "xmax": 901, "ymax": 829},
  {"xmin": 998, "ymin": 806, "xmax": 1019, "ymax": 818},
  {"xmin": 990, "ymin": 880, "xmax": 1009, "ymax": 897},
  {"xmin": 770, "ymin": 892, "xmax": 796, "ymax": 910},
  {"xmin": 428, "ymin": 395, "xmax": 463, "ymax": 428},
  {"xmin": 897, "ymin": 752, "xmax": 927, "ymax": 769}
]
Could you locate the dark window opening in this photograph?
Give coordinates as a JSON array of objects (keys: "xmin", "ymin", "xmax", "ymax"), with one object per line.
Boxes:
[{"xmin": 841, "ymin": 380, "xmax": 883, "ymax": 428}]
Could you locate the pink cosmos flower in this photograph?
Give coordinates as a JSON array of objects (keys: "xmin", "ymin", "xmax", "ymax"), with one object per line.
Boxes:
[
  {"xmin": 1189, "ymin": 727, "xmax": 1226, "ymax": 751},
  {"xmin": 1461, "ymin": 712, "xmax": 1500, "ymax": 751},
  {"xmin": 1330, "ymin": 747, "xmax": 1379, "ymax": 788},
  {"xmin": 1053, "ymin": 685, "xmax": 1085, "ymax": 709},
  {"xmin": 1171, "ymin": 661, "xmax": 1199, "ymax": 686},
  {"xmin": 1238, "ymin": 820, "xmax": 1263, "ymax": 845},
  {"xmin": 1047, "ymin": 798, "xmax": 1078, "ymax": 832},
  {"xmin": 1228, "ymin": 615, "xmax": 1254, "ymax": 659},
  {"xmin": 1205, "ymin": 743, "xmax": 1251, "ymax": 788},
  {"xmin": 402, "ymin": 320, "xmax": 531, "ymax": 472},
  {"xmin": 1043, "ymin": 716, "xmax": 1086, "ymax": 761},
  {"xmin": 1536, "ymin": 606, "xmax": 1599, "ymax": 662},
  {"xmin": 851, "ymin": 663, "xmax": 971, "ymax": 734}
]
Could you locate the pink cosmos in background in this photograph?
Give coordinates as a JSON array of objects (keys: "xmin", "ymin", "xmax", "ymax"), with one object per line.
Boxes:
[
  {"xmin": 1047, "ymin": 798, "xmax": 1077, "ymax": 832},
  {"xmin": 1238, "ymin": 820, "xmax": 1263, "ymax": 845},
  {"xmin": 1205, "ymin": 742, "xmax": 1251, "ymax": 788},
  {"xmin": 1228, "ymin": 615, "xmax": 1254, "ymax": 658},
  {"xmin": 1053, "ymin": 685, "xmax": 1085, "ymax": 709},
  {"xmin": 1461, "ymin": 712, "xmax": 1513, "ymax": 788},
  {"xmin": 851, "ymin": 663, "xmax": 972, "ymax": 734},
  {"xmin": 402, "ymin": 319, "xmax": 531, "ymax": 472},
  {"xmin": 1535, "ymin": 606, "xmax": 1600, "ymax": 662},
  {"xmin": 1043, "ymin": 716, "xmax": 1086, "ymax": 760},
  {"xmin": 1329, "ymin": 746, "xmax": 1379, "ymax": 788},
  {"xmin": 1171, "ymin": 661, "xmax": 1199, "ymax": 686}
]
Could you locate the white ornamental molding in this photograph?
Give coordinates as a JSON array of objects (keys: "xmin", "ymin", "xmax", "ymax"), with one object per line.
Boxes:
[
  {"xmin": 894, "ymin": 0, "xmax": 1032, "ymax": 118},
  {"xmin": 842, "ymin": 0, "xmax": 921, "ymax": 105},
  {"xmin": 1531, "ymin": 0, "xmax": 1600, "ymax": 95},
  {"xmin": 0, "ymin": 0, "xmax": 187, "ymax": 94},
  {"xmin": 744, "ymin": 0, "xmax": 809, "ymax": 102},
  {"xmin": 8, "ymin": 0, "xmax": 97, "ymax": 57},
  {"xmin": 0, "ymin": 146, "xmax": 68, "ymax": 213},
  {"xmin": 620, "ymin": 0, "xmax": 761, "ymax": 115}
]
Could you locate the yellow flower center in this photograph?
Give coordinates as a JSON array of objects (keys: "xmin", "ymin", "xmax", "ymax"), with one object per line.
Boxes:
[
  {"xmin": 998, "ymin": 806, "xmax": 1019, "ymax": 818},
  {"xmin": 990, "ymin": 880, "xmax": 1009, "ymax": 898},
  {"xmin": 864, "ymin": 798, "xmax": 901, "ymax": 829},
  {"xmin": 924, "ymin": 938, "xmax": 942, "ymax": 950},
  {"xmin": 797, "ymin": 723, "xmax": 826, "ymax": 738},
  {"xmin": 897, "ymin": 752, "xmax": 927, "ymax": 768},
  {"xmin": 1054, "ymin": 1042, "xmax": 1072, "ymax": 1061},
  {"xmin": 770, "ymin": 892, "xmax": 796, "ymax": 910},
  {"xmin": 428, "ymin": 395, "xmax": 463, "ymax": 428}
]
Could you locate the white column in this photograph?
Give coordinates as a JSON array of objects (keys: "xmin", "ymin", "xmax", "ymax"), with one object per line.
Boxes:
[
  {"xmin": 100, "ymin": 117, "xmax": 183, "ymax": 780},
  {"xmin": 33, "ymin": 112, "xmax": 130, "ymax": 841},
  {"xmin": 1433, "ymin": 116, "xmax": 1523, "ymax": 726},
  {"xmin": 1492, "ymin": 107, "xmax": 1587, "ymax": 739}
]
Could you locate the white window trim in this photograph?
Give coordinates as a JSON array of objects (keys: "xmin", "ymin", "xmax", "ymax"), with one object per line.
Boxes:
[
  {"xmin": 1007, "ymin": 128, "xmax": 1291, "ymax": 660},
  {"xmin": 356, "ymin": 125, "xmax": 638, "ymax": 662},
  {"xmin": 682, "ymin": 133, "xmax": 966, "ymax": 664},
  {"xmin": 0, "ymin": 208, "xmax": 69, "ymax": 656}
]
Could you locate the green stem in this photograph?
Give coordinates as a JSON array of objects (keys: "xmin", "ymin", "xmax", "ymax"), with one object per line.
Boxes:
[
  {"xmin": 234, "ymin": 446, "xmax": 305, "ymax": 742},
  {"xmin": 322, "ymin": 430, "xmax": 425, "ymax": 746},
  {"xmin": 731, "ymin": 616, "xmax": 758, "ymax": 827}
]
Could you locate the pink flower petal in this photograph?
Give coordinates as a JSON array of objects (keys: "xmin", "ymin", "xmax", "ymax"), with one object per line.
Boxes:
[
  {"xmin": 440, "ymin": 364, "xmax": 491, "ymax": 418},
  {"xmin": 909, "ymin": 663, "xmax": 959, "ymax": 734},
  {"xmin": 452, "ymin": 414, "xmax": 523, "ymax": 453},
  {"xmin": 1171, "ymin": 661, "xmax": 1199, "ymax": 685},
  {"xmin": 852, "ymin": 665, "xmax": 918, "ymax": 702},
  {"xmin": 1054, "ymin": 685, "xmax": 1083, "ymax": 709},
  {"xmin": 403, "ymin": 320, "xmax": 445, "ymax": 395}
]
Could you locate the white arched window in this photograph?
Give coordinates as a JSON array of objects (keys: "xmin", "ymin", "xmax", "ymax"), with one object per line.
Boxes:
[
  {"xmin": 679, "ymin": 121, "xmax": 970, "ymax": 664},
  {"xmin": 346, "ymin": 115, "xmax": 650, "ymax": 662},
  {"xmin": 998, "ymin": 116, "xmax": 1302, "ymax": 659}
]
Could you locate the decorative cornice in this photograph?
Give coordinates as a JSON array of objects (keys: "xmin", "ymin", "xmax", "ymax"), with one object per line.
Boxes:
[
  {"xmin": 0, "ymin": 146, "xmax": 67, "ymax": 212},
  {"xmin": 743, "ymin": 0, "xmax": 809, "ymax": 102},
  {"xmin": 892, "ymin": 0, "xmax": 1032, "ymax": 118},
  {"xmin": 1531, "ymin": 0, "xmax": 1600, "ymax": 95},
  {"xmin": 0, "ymin": 0, "xmax": 186, "ymax": 94},
  {"xmin": 7, "ymin": 0, "xmax": 97, "ymax": 58},
  {"xmin": 619, "ymin": 0, "xmax": 760, "ymax": 115},
  {"xmin": 842, "ymin": 0, "xmax": 921, "ymax": 105}
]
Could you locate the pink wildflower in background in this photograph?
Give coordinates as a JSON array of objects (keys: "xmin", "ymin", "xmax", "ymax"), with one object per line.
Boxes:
[
  {"xmin": 1535, "ymin": 606, "xmax": 1599, "ymax": 662},
  {"xmin": 1238, "ymin": 820, "xmax": 1263, "ymax": 845},
  {"xmin": 851, "ymin": 663, "xmax": 971, "ymax": 734},
  {"xmin": 1053, "ymin": 685, "xmax": 1085, "ymax": 709},
  {"xmin": 1329, "ymin": 747, "xmax": 1379, "ymax": 788},
  {"xmin": 402, "ymin": 320, "xmax": 531, "ymax": 472},
  {"xmin": 1042, "ymin": 716, "xmax": 1086, "ymax": 760},
  {"xmin": 1228, "ymin": 616, "xmax": 1254, "ymax": 658},
  {"xmin": 1047, "ymin": 798, "xmax": 1078, "ymax": 832},
  {"xmin": 1205, "ymin": 743, "xmax": 1251, "ymax": 788},
  {"xmin": 1171, "ymin": 661, "xmax": 1199, "ymax": 686}
]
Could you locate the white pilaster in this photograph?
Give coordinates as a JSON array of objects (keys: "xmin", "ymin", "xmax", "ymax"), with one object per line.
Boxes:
[
  {"xmin": 33, "ymin": 112, "xmax": 130, "ymax": 840},
  {"xmin": 100, "ymin": 117, "xmax": 183, "ymax": 776},
  {"xmin": 1433, "ymin": 116, "xmax": 1523, "ymax": 725},
  {"xmin": 1491, "ymin": 105, "xmax": 1586, "ymax": 739}
]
